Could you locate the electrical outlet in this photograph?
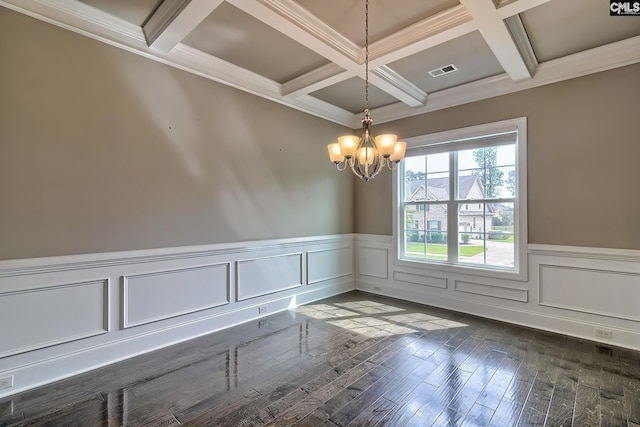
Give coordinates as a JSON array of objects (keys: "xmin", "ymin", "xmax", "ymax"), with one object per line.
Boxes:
[
  {"xmin": 0, "ymin": 375, "xmax": 13, "ymax": 391},
  {"xmin": 258, "ymin": 304, "xmax": 268, "ymax": 314},
  {"xmin": 258, "ymin": 319, "xmax": 269, "ymax": 328},
  {"xmin": 595, "ymin": 328, "xmax": 613, "ymax": 339}
]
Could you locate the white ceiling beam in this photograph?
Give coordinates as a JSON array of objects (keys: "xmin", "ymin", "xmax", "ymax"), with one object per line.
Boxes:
[
  {"xmin": 459, "ymin": 0, "xmax": 534, "ymax": 82},
  {"xmin": 496, "ymin": 0, "xmax": 552, "ymax": 19},
  {"xmin": 371, "ymin": 66, "xmax": 427, "ymax": 107},
  {"xmin": 143, "ymin": 0, "xmax": 225, "ymax": 53},
  {"xmin": 504, "ymin": 14, "xmax": 538, "ymax": 78},
  {"xmin": 281, "ymin": 64, "xmax": 349, "ymax": 97}
]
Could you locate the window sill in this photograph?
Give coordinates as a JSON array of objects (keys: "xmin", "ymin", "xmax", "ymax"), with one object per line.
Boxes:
[{"xmin": 393, "ymin": 257, "xmax": 528, "ymax": 282}]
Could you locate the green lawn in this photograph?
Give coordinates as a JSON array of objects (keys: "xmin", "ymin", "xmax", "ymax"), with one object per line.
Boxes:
[{"xmin": 406, "ymin": 243, "xmax": 485, "ymax": 257}]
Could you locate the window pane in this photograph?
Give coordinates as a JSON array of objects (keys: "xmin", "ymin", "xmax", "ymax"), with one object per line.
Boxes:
[
  {"xmin": 426, "ymin": 173, "xmax": 449, "ymax": 201},
  {"xmin": 458, "ymin": 203, "xmax": 488, "ymax": 265},
  {"xmin": 500, "ymin": 166, "xmax": 516, "ymax": 198},
  {"xmin": 427, "ymin": 152, "xmax": 450, "ymax": 201},
  {"xmin": 458, "ymin": 202, "xmax": 515, "ymax": 267},
  {"xmin": 487, "ymin": 202, "xmax": 515, "ymax": 267},
  {"xmin": 458, "ymin": 146, "xmax": 515, "ymax": 200},
  {"xmin": 404, "ymin": 204, "xmax": 447, "ymax": 261},
  {"xmin": 495, "ymin": 144, "xmax": 515, "ymax": 167},
  {"xmin": 405, "ymin": 153, "xmax": 450, "ymax": 202},
  {"xmin": 458, "ymin": 172, "xmax": 485, "ymax": 200},
  {"xmin": 404, "ymin": 156, "xmax": 426, "ymax": 202}
]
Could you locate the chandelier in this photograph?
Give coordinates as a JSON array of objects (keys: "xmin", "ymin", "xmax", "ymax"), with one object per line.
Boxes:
[{"xmin": 327, "ymin": 0, "xmax": 406, "ymax": 181}]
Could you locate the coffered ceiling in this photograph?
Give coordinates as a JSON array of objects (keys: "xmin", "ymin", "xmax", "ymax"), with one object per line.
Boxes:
[{"xmin": 2, "ymin": 0, "xmax": 639, "ymax": 127}]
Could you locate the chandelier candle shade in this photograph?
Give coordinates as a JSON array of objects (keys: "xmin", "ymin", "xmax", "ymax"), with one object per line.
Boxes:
[{"xmin": 327, "ymin": 0, "xmax": 406, "ymax": 181}]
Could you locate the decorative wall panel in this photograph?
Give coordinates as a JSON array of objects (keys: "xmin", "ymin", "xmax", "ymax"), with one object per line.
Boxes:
[
  {"xmin": 358, "ymin": 247, "xmax": 388, "ymax": 279},
  {"xmin": 454, "ymin": 280, "xmax": 528, "ymax": 302},
  {"xmin": 236, "ymin": 253, "xmax": 303, "ymax": 301},
  {"xmin": 307, "ymin": 247, "xmax": 352, "ymax": 285},
  {"xmin": 0, "ymin": 279, "xmax": 108, "ymax": 357},
  {"xmin": 393, "ymin": 271, "xmax": 447, "ymax": 289},
  {"xmin": 539, "ymin": 265, "xmax": 640, "ymax": 321},
  {"xmin": 123, "ymin": 264, "xmax": 230, "ymax": 328}
]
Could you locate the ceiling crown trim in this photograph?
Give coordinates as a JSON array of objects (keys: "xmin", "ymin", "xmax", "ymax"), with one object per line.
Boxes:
[{"xmin": 1, "ymin": 0, "xmax": 639, "ymax": 129}]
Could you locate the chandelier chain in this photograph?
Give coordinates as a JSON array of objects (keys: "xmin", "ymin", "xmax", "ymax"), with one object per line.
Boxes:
[
  {"xmin": 364, "ymin": 0, "xmax": 369, "ymax": 114},
  {"xmin": 328, "ymin": 0, "xmax": 405, "ymax": 181}
]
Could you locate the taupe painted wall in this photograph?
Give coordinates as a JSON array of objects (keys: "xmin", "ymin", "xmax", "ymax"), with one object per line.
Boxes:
[
  {"xmin": 0, "ymin": 8, "xmax": 353, "ymax": 260},
  {"xmin": 355, "ymin": 63, "xmax": 640, "ymax": 250}
]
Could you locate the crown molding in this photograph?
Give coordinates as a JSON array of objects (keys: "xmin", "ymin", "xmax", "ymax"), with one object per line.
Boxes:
[
  {"xmin": 1, "ymin": 0, "xmax": 144, "ymax": 44},
  {"xmin": 1, "ymin": 0, "xmax": 638, "ymax": 129},
  {"xmin": 368, "ymin": 5, "xmax": 476, "ymax": 67}
]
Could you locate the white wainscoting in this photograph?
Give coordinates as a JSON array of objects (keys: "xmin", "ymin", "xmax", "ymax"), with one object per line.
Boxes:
[
  {"xmin": 355, "ymin": 235, "xmax": 640, "ymax": 351},
  {"xmin": 357, "ymin": 244, "xmax": 389, "ymax": 280},
  {"xmin": 123, "ymin": 263, "xmax": 231, "ymax": 328},
  {"xmin": 0, "ymin": 235, "xmax": 354, "ymax": 399},
  {"xmin": 307, "ymin": 247, "xmax": 352, "ymax": 285},
  {"xmin": 236, "ymin": 253, "xmax": 303, "ymax": 301},
  {"xmin": 538, "ymin": 265, "xmax": 640, "ymax": 322},
  {"xmin": 0, "ymin": 279, "xmax": 109, "ymax": 358}
]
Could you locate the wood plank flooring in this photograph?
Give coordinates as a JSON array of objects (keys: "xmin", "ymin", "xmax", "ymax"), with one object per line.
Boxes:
[{"xmin": 1, "ymin": 291, "xmax": 639, "ymax": 426}]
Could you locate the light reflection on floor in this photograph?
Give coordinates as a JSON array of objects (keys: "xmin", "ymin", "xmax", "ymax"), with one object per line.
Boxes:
[{"xmin": 296, "ymin": 300, "xmax": 468, "ymax": 338}]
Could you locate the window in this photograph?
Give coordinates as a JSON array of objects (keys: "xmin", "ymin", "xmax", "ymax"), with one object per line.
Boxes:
[{"xmin": 395, "ymin": 118, "xmax": 527, "ymax": 279}]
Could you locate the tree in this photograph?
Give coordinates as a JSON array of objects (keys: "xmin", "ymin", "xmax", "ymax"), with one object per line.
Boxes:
[
  {"xmin": 405, "ymin": 170, "xmax": 425, "ymax": 181},
  {"xmin": 472, "ymin": 147, "xmax": 504, "ymax": 198}
]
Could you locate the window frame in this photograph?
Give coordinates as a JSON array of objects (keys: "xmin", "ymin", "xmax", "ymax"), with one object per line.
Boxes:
[{"xmin": 392, "ymin": 117, "xmax": 528, "ymax": 281}]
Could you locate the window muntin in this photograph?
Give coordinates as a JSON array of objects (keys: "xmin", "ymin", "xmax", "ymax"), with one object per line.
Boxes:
[{"xmin": 396, "ymin": 119, "xmax": 526, "ymax": 277}]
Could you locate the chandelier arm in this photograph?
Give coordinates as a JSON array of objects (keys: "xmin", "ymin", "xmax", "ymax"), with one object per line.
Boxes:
[
  {"xmin": 386, "ymin": 158, "xmax": 399, "ymax": 171},
  {"xmin": 336, "ymin": 160, "xmax": 348, "ymax": 171},
  {"xmin": 349, "ymin": 160, "xmax": 364, "ymax": 180}
]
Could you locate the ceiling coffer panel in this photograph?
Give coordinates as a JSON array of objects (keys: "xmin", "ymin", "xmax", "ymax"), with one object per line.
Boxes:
[
  {"xmin": 520, "ymin": 0, "xmax": 640, "ymax": 63},
  {"xmin": 311, "ymin": 77, "xmax": 399, "ymax": 114},
  {"xmin": 295, "ymin": 0, "xmax": 461, "ymax": 45},
  {"xmin": 388, "ymin": 31, "xmax": 504, "ymax": 94},
  {"xmin": 183, "ymin": 2, "xmax": 329, "ymax": 83}
]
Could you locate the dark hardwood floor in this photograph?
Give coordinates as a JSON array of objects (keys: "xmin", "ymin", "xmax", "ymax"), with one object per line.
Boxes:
[{"xmin": 1, "ymin": 291, "xmax": 639, "ymax": 426}]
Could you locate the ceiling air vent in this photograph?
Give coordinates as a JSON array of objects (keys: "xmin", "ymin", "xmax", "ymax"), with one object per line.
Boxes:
[{"xmin": 428, "ymin": 64, "xmax": 458, "ymax": 77}]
